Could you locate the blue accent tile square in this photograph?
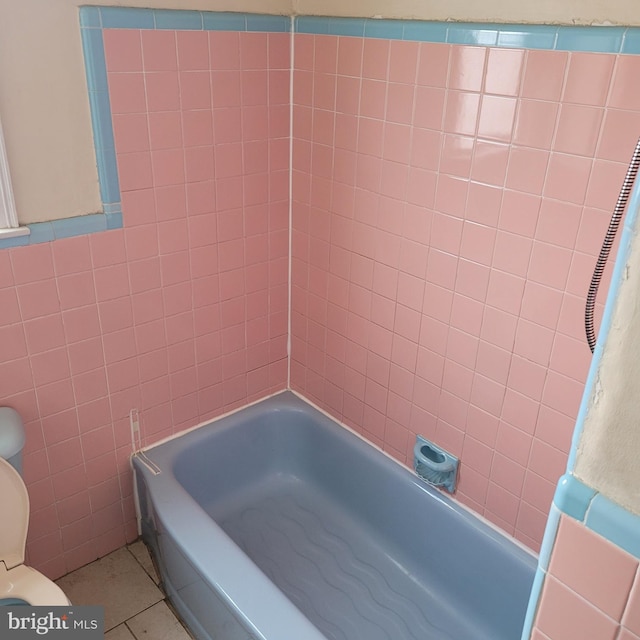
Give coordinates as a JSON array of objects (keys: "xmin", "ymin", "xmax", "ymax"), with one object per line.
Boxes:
[
  {"xmin": 328, "ymin": 17, "xmax": 365, "ymax": 37},
  {"xmin": 364, "ymin": 18, "xmax": 404, "ymax": 40},
  {"xmin": 296, "ymin": 17, "xmax": 329, "ymax": 35},
  {"xmin": 103, "ymin": 202, "xmax": 122, "ymax": 215},
  {"xmin": 447, "ymin": 24, "xmax": 498, "ymax": 46},
  {"xmin": 586, "ymin": 494, "xmax": 640, "ymax": 560},
  {"xmin": 402, "ymin": 21, "xmax": 448, "ymax": 43},
  {"xmin": 622, "ymin": 28, "xmax": 640, "ymax": 54},
  {"xmin": 99, "ymin": 7, "xmax": 155, "ymax": 30},
  {"xmin": 52, "ymin": 214, "xmax": 106, "ymax": 239},
  {"xmin": 26, "ymin": 222, "xmax": 54, "ymax": 244},
  {"xmin": 79, "ymin": 6, "xmax": 102, "ymax": 28},
  {"xmin": 552, "ymin": 474, "xmax": 596, "ymax": 521},
  {"xmin": 87, "ymin": 90, "xmax": 115, "ymax": 153},
  {"xmin": 203, "ymin": 12, "xmax": 246, "ymax": 31},
  {"xmin": 106, "ymin": 211, "xmax": 124, "ymax": 229},
  {"xmin": 246, "ymin": 14, "xmax": 290, "ymax": 33},
  {"xmin": 556, "ymin": 26, "xmax": 625, "ymax": 53},
  {"xmin": 0, "ymin": 234, "xmax": 30, "ymax": 249},
  {"xmin": 97, "ymin": 152, "xmax": 121, "ymax": 205},
  {"xmin": 497, "ymin": 26, "xmax": 558, "ymax": 50},
  {"xmin": 154, "ymin": 9, "xmax": 203, "ymax": 30}
]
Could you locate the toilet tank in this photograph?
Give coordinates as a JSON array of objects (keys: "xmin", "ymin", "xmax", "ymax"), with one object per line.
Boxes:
[{"xmin": 0, "ymin": 408, "xmax": 26, "ymax": 475}]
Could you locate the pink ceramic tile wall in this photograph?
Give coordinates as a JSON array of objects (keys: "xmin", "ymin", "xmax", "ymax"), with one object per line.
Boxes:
[
  {"xmin": 0, "ymin": 29, "xmax": 289, "ymax": 579},
  {"xmin": 532, "ymin": 515, "xmax": 640, "ymax": 640},
  {"xmin": 3, "ymin": 23, "xmax": 639, "ymax": 581},
  {"xmin": 290, "ymin": 34, "xmax": 640, "ymax": 549}
]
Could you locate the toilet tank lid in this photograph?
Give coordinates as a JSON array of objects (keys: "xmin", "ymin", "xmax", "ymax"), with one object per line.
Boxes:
[{"xmin": 0, "ymin": 408, "xmax": 25, "ymax": 460}]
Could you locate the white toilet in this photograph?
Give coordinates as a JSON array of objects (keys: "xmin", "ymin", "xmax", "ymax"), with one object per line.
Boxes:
[
  {"xmin": 0, "ymin": 456, "xmax": 69, "ymax": 605},
  {"xmin": 0, "ymin": 408, "xmax": 69, "ymax": 606}
]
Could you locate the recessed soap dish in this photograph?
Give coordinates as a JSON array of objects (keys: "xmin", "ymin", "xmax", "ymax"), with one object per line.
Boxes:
[{"xmin": 413, "ymin": 436, "xmax": 459, "ymax": 493}]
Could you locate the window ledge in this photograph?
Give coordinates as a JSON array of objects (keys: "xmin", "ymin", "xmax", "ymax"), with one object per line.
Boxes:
[{"xmin": 0, "ymin": 226, "xmax": 30, "ymax": 239}]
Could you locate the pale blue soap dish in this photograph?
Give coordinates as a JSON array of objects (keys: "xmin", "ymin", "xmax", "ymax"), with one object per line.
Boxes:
[{"xmin": 413, "ymin": 435, "xmax": 459, "ymax": 493}]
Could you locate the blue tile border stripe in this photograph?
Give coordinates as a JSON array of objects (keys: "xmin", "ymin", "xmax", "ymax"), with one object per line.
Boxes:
[
  {"xmin": 80, "ymin": 6, "xmax": 290, "ymax": 32},
  {"xmin": 80, "ymin": 26, "xmax": 120, "ymax": 209},
  {"xmin": 294, "ymin": 16, "xmax": 640, "ymax": 54},
  {"xmin": 520, "ymin": 568, "xmax": 546, "ymax": 640},
  {"xmin": 79, "ymin": 11, "xmax": 640, "ymax": 53},
  {"xmin": 0, "ymin": 211, "xmax": 122, "ymax": 249}
]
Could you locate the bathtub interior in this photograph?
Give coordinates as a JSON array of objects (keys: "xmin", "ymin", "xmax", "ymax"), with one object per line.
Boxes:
[{"xmin": 138, "ymin": 392, "xmax": 536, "ymax": 640}]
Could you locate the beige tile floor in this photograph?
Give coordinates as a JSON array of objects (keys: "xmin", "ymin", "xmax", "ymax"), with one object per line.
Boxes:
[{"xmin": 55, "ymin": 541, "xmax": 192, "ymax": 640}]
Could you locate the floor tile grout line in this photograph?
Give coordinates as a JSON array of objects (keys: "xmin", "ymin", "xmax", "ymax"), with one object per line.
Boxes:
[
  {"xmin": 122, "ymin": 601, "xmax": 193, "ymax": 640},
  {"xmin": 125, "ymin": 540, "xmax": 161, "ymax": 585},
  {"xmin": 121, "ymin": 542, "xmax": 194, "ymax": 639}
]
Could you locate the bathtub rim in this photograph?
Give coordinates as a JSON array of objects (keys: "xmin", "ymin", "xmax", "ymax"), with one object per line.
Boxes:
[
  {"xmin": 133, "ymin": 389, "xmax": 538, "ymax": 561},
  {"xmin": 133, "ymin": 389, "xmax": 537, "ymax": 640}
]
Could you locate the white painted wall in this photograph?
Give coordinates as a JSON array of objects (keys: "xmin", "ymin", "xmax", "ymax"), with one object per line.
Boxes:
[
  {"xmin": 575, "ymin": 217, "xmax": 640, "ymax": 515},
  {"xmin": 293, "ymin": 0, "xmax": 640, "ymax": 26}
]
